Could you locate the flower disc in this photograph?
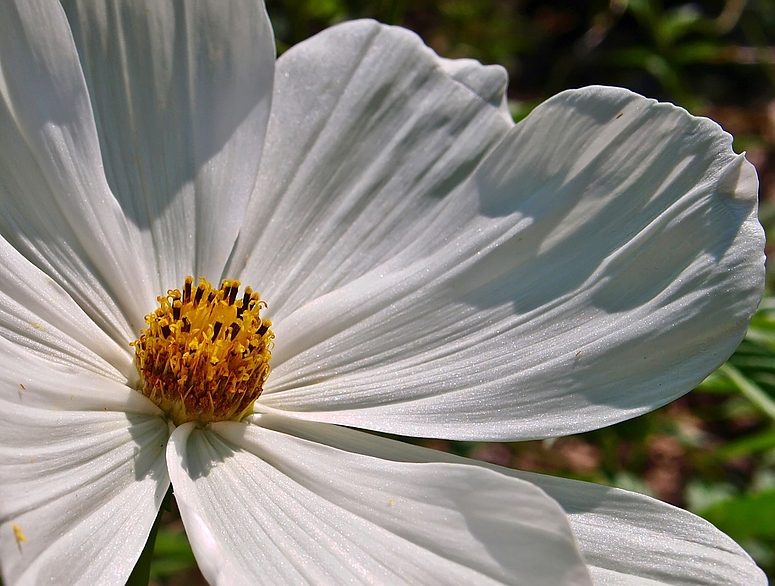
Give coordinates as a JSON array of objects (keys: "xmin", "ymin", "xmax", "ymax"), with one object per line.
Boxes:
[{"xmin": 132, "ymin": 277, "xmax": 273, "ymax": 426}]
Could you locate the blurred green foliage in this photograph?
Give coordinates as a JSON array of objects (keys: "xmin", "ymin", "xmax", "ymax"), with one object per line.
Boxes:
[
  {"xmin": 147, "ymin": 530, "xmax": 198, "ymax": 583},
  {"xmin": 266, "ymin": 0, "xmax": 775, "ymax": 110},
  {"xmin": 145, "ymin": 0, "xmax": 775, "ymax": 584}
]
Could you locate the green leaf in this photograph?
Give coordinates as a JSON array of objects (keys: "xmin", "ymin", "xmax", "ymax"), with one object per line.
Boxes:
[
  {"xmin": 715, "ymin": 428, "xmax": 775, "ymax": 459},
  {"xmin": 656, "ymin": 6, "xmax": 703, "ymax": 45},
  {"xmin": 671, "ymin": 41, "xmax": 728, "ymax": 64},
  {"xmin": 149, "ymin": 529, "xmax": 198, "ymax": 580},
  {"xmin": 608, "ymin": 46, "xmax": 655, "ymax": 68},
  {"xmin": 700, "ymin": 490, "xmax": 775, "ymax": 541},
  {"xmin": 718, "ymin": 363, "xmax": 775, "ymax": 422},
  {"xmin": 684, "ymin": 479, "xmax": 738, "ymax": 514}
]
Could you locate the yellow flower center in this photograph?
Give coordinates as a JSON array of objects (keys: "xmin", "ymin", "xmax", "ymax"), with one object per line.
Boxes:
[{"xmin": 131, "ymin": 276, "xmax": 273, "ymax": 426}]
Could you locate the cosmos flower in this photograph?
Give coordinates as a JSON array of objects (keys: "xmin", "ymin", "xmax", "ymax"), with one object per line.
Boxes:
[{"xmin": 0, "ymin": 0, "xmax": 767, "ymax": 585}]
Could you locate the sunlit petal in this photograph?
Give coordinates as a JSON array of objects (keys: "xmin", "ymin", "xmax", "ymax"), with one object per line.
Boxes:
[
  {"xmin": 0, "ymin": 402, "xmax": 168, "ymax": 585},
  {"xmin": 261, "ymin": 86, "xmax": 763, "ymax": 441},
  {"xmin": 62, "ymin": 0, "xmax": 276, "ymax": 286},
  {"xmin": 0, "ymin": 0, "xmax": 155, "ymax": 341},
  {"xmin": 255, "ymin": 416, "xmax": 766, "ymax": 586},
  {"xmin": 232, "ymin": 20, "xmax": 512, "ymax": 313},
  {"xmin": 168, "ymin": 419, "xmax": 591, "ymax": 585}
]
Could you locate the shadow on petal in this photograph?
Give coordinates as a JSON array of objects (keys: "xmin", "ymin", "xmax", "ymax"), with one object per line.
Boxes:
[{"xmin": 178, "ymin": 425, "xmax": 237, "ymax": 480}]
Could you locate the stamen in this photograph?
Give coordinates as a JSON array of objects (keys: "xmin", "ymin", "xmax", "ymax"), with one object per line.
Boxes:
[
  {"xmin": 194, "ymin": 283, "xmax": 205, "ymax": 306},
  {"xmin": 183, "ymin": 276, "xmax": 193, "ymax": 304},
  {"xmin": 131, "ymin": 277, "xmax": 273, "ymax": 426},
  {"xmin": 228, "ymin": 284, "xmax": 238, "ymax": 306}
]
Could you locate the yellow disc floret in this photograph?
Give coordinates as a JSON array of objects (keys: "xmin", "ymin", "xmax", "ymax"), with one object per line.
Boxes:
[{"xmin": 132, "ymin": 276, "xmax": 273, "ymax": 426}]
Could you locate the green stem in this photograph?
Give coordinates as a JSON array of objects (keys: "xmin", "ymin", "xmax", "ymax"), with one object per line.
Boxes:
[
  {"xmin": 719, "ymin": 362, "xmax": 775, "ymax": 422},
  {"xmin": 125, "ymin": 488, "xmax": 172, "ymax": 586}
]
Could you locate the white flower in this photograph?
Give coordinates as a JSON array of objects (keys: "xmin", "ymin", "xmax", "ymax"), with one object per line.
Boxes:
[{"xmin": 0, "ymin": 0, "xmax": 766, "ymax": 585}]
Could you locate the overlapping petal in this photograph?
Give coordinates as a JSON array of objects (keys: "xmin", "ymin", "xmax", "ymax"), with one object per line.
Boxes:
[
  {"xmin": 0, "ymin": 234, "xmax": 133, "ymax": 381},
  {"xmin": 167, "ymin": 417, "xmax": 591, "ymax": 585},
  {"xmin": 0, "ymin": 2, "xmax": 766, "ymax": 585},
  {"xmin": 517, "ymin": 471, "xmax": 768, "ymax": 586},
  {"xmin": 0, "ymin": 0, "xmax": 155, "ymax": 341},
  {"xmin": 63, "ymin": 0, "xmax": 276, "ymax": 287},
  {"xmin": 0, "ymin": 329, "xmax": 168, "ymax": 586},
  {"xmin": 254, "ymin": 416, "xmax": 766, "ymax": 586},
  {"xmin": 0, "ymin": 345, "xmax": 169, "ymax": 585},
  {"xmin": 0, "ymin": 334, "xmax": 157, "ymax": 414},
  {"xmin": 230, "ymin": 20, "xmax": 513, "ymax": 316},
  {"xmin": 258, "ymin": 84, "xmax": 764, "ymax": 441}
]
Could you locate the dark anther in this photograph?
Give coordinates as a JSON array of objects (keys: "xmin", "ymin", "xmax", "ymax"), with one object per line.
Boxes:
[
  {"xmin": 257, "ymin": 322, "xmax": 269, "ymax": 337},
  {"xmin": 230, "ymin": 323, "xmax": 241, "ymax": 340},
  {"xmin": 212, "ymin": 321, "xmax": 223, "ymax": 341},
  {"xmin": 182, "ymin": 317, "xmax": 191, "ymax": 333},
  {"xmin": 161, "ymin": 324, "xmax": 171, "ymax": 338},
  {"xmin": 242, "ymin": 291, "xmax": 251, "ymax": 309},
  {"xmin": 228, "ymin": 286, "xmax": 238, "ymax": 306},
  {"xmin": 208, "ymin": 291, "xmax": 216, "ymax": 303},
  {"xmin": 172, "ymin": 302, "xmax": 181, "ymax": 321},
  {"xmin": 184, "ymin": 278, "xmax": 192, "ymax": 304},
  {"xmin": 194, "ymin": 285, "xmax": 205, "ymax": 306}
]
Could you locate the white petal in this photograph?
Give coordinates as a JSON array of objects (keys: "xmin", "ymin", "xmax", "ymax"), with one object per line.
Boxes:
[
  {"xmin": 517, "ymin": 471, "xmax": 768, "ymax": 586},
  {"xmin": 0, "ymin": 234, "xmax": 133, "ymax": 381},
  {"xmin": 167, "ymin": 418, "xmax": 591, "ymax": 586},
  {"xmin": 259, "ymin": 86, "xmax": 763, "ymax": 441},
  {"xmin": 0, "ymin": 0, "xmax": 156, "ymax": 340},
  {"xmin": 0, "ymin": 334, "xmax": 159, "ymax": 415},
  {"xmin": 229, "ymin": 20, "xmax": 512, "ymax": 315},
  {"xmin": 63, "ymin": 0, "xmax": 276, "ymax": 285},
  {"xmin": 437, "ymin": 56, "xmax": 513, "ymax": 117},
  {"xmin": 256, "ymin": 417, "xmax": 766, "ymax": 586},
  {"xmin": 0, "ymin": 401, "xmax": 169, "ymax": 585}
]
